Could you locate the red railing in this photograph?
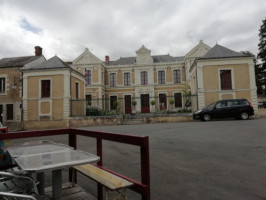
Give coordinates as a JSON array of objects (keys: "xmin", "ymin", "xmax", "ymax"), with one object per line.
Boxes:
[{"xmin": 0, "ymin": 128, "xmax": 150, "ymax": 200}]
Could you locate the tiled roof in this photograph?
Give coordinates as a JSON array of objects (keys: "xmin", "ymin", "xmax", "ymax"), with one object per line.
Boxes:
[
  {"xmin": 104, "ymin": 55, "xmax": 184, "ymax": 66},
  {"xmin": 0, "ymin": 56, "xmax": 42, "ymax": 68},
  {"xmin": 200, "ymin": 44, "xmax": 250, "ymax": 59},
  {"xmin": 23, "ymin": 56, "xmax": 70, "ymax": 70}
]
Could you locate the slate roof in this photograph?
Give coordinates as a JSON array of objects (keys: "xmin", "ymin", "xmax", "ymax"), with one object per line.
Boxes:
[
  {"xmin": 104, "ymin": 55, "xmax": 184, "ymax": 66},
  {"xmin": 200, "ymin": 44, "xmax": 251, "ymax": 59},
  {"xmin": 0, "ymin": 56, "xmax": 42, "ymax": 68},
  {"xmin": 23, "ymin": 56, "xmax": 70, "ymax": 71}
]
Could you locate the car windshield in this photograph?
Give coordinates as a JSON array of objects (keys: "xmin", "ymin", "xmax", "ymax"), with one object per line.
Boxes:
[{"xmin": 206, "ymin": 102, "xmax": 216, "ymax": 109}]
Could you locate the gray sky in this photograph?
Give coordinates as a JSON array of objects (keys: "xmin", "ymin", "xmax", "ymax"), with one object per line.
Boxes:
[{"xmin": 0, "ymin": 0, "xmax": 265, "ymax": 61}]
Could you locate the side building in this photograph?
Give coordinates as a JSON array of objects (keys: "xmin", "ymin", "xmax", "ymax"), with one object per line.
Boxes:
[
  {"xmin": 22, "ymin": 56, "xmax": 85, "ymax": 130},
  {"xmin": 0, "ymin": 47, "xmax": 45, "ymax": 129},
  {"xmin": 190, "ymin": 44, "xmax": 258, "ymax": 111}
]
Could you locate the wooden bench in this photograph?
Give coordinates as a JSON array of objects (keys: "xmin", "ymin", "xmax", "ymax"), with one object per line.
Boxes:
[{"xmin": 73, "ymin": 164, "xmax": 133, "ymax": 200}]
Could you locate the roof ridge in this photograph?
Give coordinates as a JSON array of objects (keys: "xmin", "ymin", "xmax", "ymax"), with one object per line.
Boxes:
[{"xmin": 1, "ymin": 55, "xmax": 38, "ymax": 59}]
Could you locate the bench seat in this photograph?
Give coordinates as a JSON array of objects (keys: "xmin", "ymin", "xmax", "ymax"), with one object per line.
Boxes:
[{"xmin": 73, "ymin": 164, "xmax": 133, "ymax": 191}]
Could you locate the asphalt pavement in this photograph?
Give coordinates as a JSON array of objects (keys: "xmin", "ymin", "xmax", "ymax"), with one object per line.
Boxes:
[
  {"xmin": 11, "ymin": 112, "xmax": 266, "ymax": 200},
  {"xmin": 78, "ymin": 117, "xmax": 266, "ymax": 200}
]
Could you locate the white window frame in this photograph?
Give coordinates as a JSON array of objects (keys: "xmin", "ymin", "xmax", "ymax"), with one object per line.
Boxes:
[
  {"xmin": 39, "ymin": 78, "xmax": 52, "ymax": 98},
  {"xmin": 123, "ymin": 72, "xmax": 131, "ymax": 86},
  {"xmin": 218, "ymin": 68, "xmax": 235, "ymax": 91},
  {"xmin": 110, "ymin": 73, "xmax": 117, "ymax": 87},
  {"xmin": 158, "ymin": 70, "xmax": 166, "ymax": 84},
  {"xmin": 0, "ymin": 75, "xmax": 7, "ymax": 95}
]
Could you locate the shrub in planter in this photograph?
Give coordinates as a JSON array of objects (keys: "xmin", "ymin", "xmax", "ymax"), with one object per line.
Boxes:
[{"xmin": 132, "ymin": 100, "xmax": 137, "ymax": 106}]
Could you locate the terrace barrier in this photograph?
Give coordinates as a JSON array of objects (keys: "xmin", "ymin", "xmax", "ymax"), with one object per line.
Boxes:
[{"xmin": 0, "ymin": 128, "xmax": 150, "ymax": 200}]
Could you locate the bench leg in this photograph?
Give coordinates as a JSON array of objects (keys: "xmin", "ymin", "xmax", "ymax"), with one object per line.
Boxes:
[{"xmin": 105, "ymin": 188, "xmax": 127, "ymax": 200}]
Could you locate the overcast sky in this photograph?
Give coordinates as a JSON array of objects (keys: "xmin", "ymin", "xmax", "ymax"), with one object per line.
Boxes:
[{"xmin": 0, "ymin": 0, "xmax": 265, "ymax": 61}]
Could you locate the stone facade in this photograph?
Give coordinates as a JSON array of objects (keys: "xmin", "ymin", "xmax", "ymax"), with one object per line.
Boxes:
[
  {"xmin": 71, "ymin": 41, "xmax": 214, "ymax": 114},
  {"xmin": 0, "ymin": 52, "xmax": 45, "ymax": 129}
]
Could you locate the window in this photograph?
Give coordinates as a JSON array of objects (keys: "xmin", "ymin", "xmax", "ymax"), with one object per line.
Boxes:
[
  {"xmin": 158, "ymin": 71, "xmax": 165, "ymax": 84},
  {"xmin": 110, "ymin": 96, "xmax": 117, "ymax": 110},
  {"xmin": 110, "ymin": 73, "xmax": 116, "ymax": 87},
  {"xmin": 174, "ymin": 93, "xmax": 182, "ymax": 107},
  {"xmin": 124, "ymin": 73, "xmax": 131, "ymax": 86},
  {"xmin": 41, "ymin": 80, "xmax": 50, "ymax": 98},
  {"xmin": 141, "ymin": 71, "xmax": 148, "ymax": 85},
  {"xmin": 86, "ymin": 94, "xmax": 92, "ymax": 106},
  {"xmin": 0, "ymin": 77, "xmax": 5, "ymax": 94},
  {"xmin": 75, "ymin": 82, "xmax": 79, "ymax": 99},
  {"xmin": 216, "ymin": 101, "xmax": 227, "ymax": 108},
  {"xmin": 220, "ymin": 70, "xmax": 232, "ymax": 90},
  {"xmin": 6, "ymin": 104, "xmax": 13, "ymax": 120},
  {"xmin": 173, "ymin": 70, "xmax": 181, "ymax": 84},
  {"xmin": 85, "ymin": 70, "xmax": 91, "ymax": 85}
]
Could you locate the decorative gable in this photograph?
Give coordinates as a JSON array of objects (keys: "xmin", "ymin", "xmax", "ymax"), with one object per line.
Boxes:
[
  {"xmin": 136, "ymin": 45, "xmax": 153, "ymax": 65},
  {"xmin": 185, "ymin": 40, "xmax": 211, "ymax": 58},
  {"xmin": 73, "ymin": 48, "xmax": 103, "ymax": 65}
]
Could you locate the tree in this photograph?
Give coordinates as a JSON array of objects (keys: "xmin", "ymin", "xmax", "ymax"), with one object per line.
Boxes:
[
  {"xmin": 241, "ymin": 51, "xmax": 263, "ymax": 95},
  {"xmin": 257, "ymin": 17, "xmax": 266, "ymax": 95}
]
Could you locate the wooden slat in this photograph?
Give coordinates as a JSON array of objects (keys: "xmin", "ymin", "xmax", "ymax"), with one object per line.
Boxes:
[{"xmin": 73, "ymin": 164, "xmax": 133, "ymax": 191}]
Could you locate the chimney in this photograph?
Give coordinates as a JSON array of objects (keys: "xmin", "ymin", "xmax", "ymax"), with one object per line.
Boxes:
[
  {"xmin": 105, "ymin": 55, "xmax": 109, "ymax": 62},
  {"xmin": 35, "ymin": 46, "xmax": 42, "ymax": 56}
]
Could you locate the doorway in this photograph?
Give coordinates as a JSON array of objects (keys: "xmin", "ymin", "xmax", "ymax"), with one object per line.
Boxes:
[
  {"xmin": 141, "ymin": 94, "xmax": 150, "ymax": 113},
  {"xmin": 159, "ymin": 94, "xmax": 167, "ymax": 110},
  {"xmin": 124, "ymin": 95, "xmax": 131, "ymax": 114}
]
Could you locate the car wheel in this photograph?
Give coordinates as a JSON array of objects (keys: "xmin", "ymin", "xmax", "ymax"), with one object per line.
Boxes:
[
  {"xmin": 202, "ymin": 114, "xmax": 211, "ymax": 121},
  {"xmin": 240, "ymin": 112, "xmax": 249, "ymax": 120}
]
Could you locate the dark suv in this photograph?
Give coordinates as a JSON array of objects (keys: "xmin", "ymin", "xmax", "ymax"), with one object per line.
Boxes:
[{"xmin": 193, "ymin": 99, "xmax": 254, "ymax": 121}]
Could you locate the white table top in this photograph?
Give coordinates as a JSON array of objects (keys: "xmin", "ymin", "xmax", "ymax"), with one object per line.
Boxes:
[
  {"xmin": 14, "ymin": 149, "xmax": 100, "ymax": 172},
  {"xmin": 6, "ymin": 140, "xmax": 73, "ymax": 158}
]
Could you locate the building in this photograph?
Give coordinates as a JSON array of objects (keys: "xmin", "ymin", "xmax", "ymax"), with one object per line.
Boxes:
[
  {"xmin": 73, "ymin": 41, "xmax": 253, "ymax": 114},
  {"xmin": 190, "ymin": 44, "xmax": 258, "ymax": 111},
  {"xmin": 0, "ymin": 47, "xmax": 45, "ymax": 129},
  {"xmin": 22, "ymin": 56, "xmax": 85, "ymax": 130}
]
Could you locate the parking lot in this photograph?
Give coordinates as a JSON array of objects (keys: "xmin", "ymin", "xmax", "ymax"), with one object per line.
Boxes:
[
  {"xmin": 76, "ymin": 117, "xmax": 266, "ymax": 200},
  {"xmin": 11, "ymin": 113, "xmax": 266, "ymax": 200}
]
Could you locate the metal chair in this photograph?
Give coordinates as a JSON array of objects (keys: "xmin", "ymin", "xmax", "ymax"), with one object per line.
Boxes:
[{"xmin": 0, "ymin": 171, "xmax": 39, "ymax": 200}]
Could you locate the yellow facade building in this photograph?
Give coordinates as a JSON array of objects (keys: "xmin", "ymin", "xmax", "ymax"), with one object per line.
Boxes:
[{"xmin": 22, "ymin": 56, "xmax": 85, "ymax": 130}]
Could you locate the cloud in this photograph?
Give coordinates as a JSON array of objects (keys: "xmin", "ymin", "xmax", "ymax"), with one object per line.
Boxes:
[{"xmin": 0, "ymin": 0, "xmax": 266, "ymax": 61}]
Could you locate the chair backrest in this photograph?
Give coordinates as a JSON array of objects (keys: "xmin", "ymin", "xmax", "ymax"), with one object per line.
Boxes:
[{"xmin": 0, "ymin": 171, "xmax": 38, "ymax": 199}]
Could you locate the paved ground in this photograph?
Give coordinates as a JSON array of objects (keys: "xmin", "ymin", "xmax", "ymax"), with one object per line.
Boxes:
[
  {"xmin": 78, "ymin": 114, "xmax": 266, "ymax": 200},
  {"xmin": 10, "ymin": 108, "xmax": 266, "ymax": 200}
]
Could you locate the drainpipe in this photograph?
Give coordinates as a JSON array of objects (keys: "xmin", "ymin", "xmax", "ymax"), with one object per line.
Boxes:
[
  {"xmin": 21, "ymin": 71, "xmax": 24, "ymax": 130},
  {"xmin": 70, "ymin": 69, "xmax": 72, "ymax": 117}
]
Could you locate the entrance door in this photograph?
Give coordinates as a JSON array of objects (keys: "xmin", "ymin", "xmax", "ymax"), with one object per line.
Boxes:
[
  {"xmin": 141, "ymin": 94, "xmax": 150, "ymax": 113},
  {"xmin": 124, "ymin": 95, "xmax": 131, "ymax": 114},
  {"xmin": 0, "ymin": 105, "xmax": 2, "ymax": 123},
  {"xmin": 159, "ymin": 94, "xmax": 167, "ymax": 110}
]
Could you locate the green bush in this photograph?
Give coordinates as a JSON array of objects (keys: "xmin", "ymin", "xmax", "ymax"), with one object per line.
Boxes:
[{"xmin": 86, "ymin": 107, "xmax": 102, "ymax": 116}]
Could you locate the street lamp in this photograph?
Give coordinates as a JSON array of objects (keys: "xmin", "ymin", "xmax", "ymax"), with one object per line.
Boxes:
[{"xmin": 12, "ymin": 77, "xmax": 21, "ymax": 90}]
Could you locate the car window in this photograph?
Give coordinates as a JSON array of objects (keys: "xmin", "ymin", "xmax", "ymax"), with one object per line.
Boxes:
[
  {"xmin": 206, "ymin": 102, "xmax": 216, "ymax": 109},
  {"xmin": 239, "ymin": 99, "xmax": 249, "ymax": 105},
  {"xmin": 216, "ymin": 101, "xmax": 227, "ymax": 108},
  {"xmin": 228, "ymin": 100, "xmax": 240, "ymax": 107}
]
